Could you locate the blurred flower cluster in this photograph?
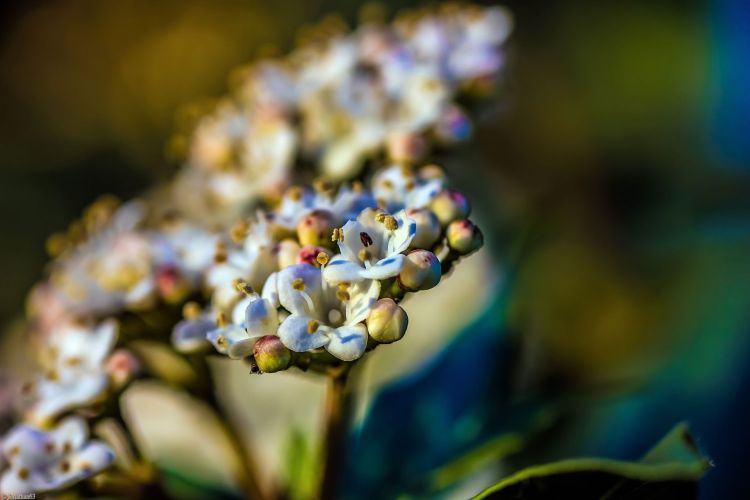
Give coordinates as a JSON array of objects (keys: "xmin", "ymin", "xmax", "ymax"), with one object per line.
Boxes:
[{"xmin": 1, "ymin": 3, "xmax": 510, "ymax": 497}]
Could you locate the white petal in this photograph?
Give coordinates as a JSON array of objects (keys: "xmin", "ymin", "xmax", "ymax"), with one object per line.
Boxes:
[
  {"xmin": 206, "ymin": 325, "xmax": 255, "ymax": 359},
  {"xmin": 1, "ymin": 425, "xmax": 48, "ymax": 468},
  {"xmin": 1, "ymin": 469, "xmax": 32, "ymax": 495},
  {"xmin": 359, "ymin": 255, "xmax": 405, "ymax": 280},
  {"xmin": 277, "ymin": 314, "xmax": 329, "ymax": 352},
  {"xmin": 322, "ymin": 256, "xmax": 365, "ymax": 284},
  {"xmin": 171, "ymin": 318, "xmax": 214, "ymax": 353},
  {"xmin": 261, "ymin": 271, "xmax": 280, "ymax": 308},
  {"xmin": 345, "ymin": 280, "xmax": 380, "ymax": 325},
  {"xmin": 326, "ymin": 324, "xmax": 368, "ymax": 361},
  {"xmin": 245, "ymin": 298, "xmax": 279, "ymax": 337},
  {"xmin": 124, "ymin": 276, "xmax": 156, "ymax": 306},
  {"xmin": 51, "ymin": 416, "xmax": 89, "ymax": 452},
  {"xmin": 338, "ymin": 219, "xmax": 367, "ymax": 262},
  {"xmin": 45, "ymin": 441, "xmax": 115, "ymax": 492},
  {"xmin": 277, "ymin": 264, "xmax": 323, "ymax": 316},
  {"xmin": 30, "ymin": 374, "xmax": 108, "ymax": 422},
  {"xmin": 90, "ymin": 319, "xmax": 118, "ymax": 366},
  {"xmin": 384, "ymin": 210, "xmax": 416, "ymax": 255}
]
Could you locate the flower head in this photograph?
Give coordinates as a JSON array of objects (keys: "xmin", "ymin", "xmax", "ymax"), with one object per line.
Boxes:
[{"xmin": 0, "ymin": 416, "xmax": 114, "ymax": 495}]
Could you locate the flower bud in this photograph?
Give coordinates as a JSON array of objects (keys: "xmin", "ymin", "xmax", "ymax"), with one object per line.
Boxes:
[
  {"xmin": 296, "ymin": 245, "xmax": 333, "ymax": 266},
  {"xmin": 406, "ymin": 208, "xmax": 441, "ymax": 249},
  {"xmin": 367, "ymin": 298, "xmax": 408, "ymax": 343},
  {"xmin": 399, "ymin": 250, "xmax": 441, "ymax": 291},
  {"xmin": 252, "ymin": 336, "xmax": 292, "ymax": 373},
  {"xmin": 156, "ymin": 265, "xmax": 191, "ymax": 304},
  {"xmin": 418, "ymin": 164, "xmax": 447, "ymax": 181},
  {"xmin": 434, "ymin": 105, "xmax": 472, "ymax": 145},
  {"xmin": 276, "ymin": 239, "xmax": 301, "ymax": 268},
  {"xmin": 296, "ymin": 209, "xmax": 335, "ymax": 247},
  {"xmin": 106, "ymin": 349, "xmax": 140, "ymax": 389},
  {"xmin": 446, "ymin": 219, "xmax": 484, "ymax": 255},
  {"xmin": 429, "ymin": 190, "xmax": 470, "ymax": 226},
  {"xmin": 387, "ymin": 131, "xmax": 427, "ymax": 164}
]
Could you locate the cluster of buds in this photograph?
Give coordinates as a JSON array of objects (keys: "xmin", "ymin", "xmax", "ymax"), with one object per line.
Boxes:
[
  {"xmin": 172, "ymin": 163, "xmax": 484, "ymax": 372},
  {"xmin": 171, "ymin": 3, "xmax": 511, "ymax": 223},
  {"xmin": 2, "ymin": 4, "xmax": 507, "ymax": 496}
]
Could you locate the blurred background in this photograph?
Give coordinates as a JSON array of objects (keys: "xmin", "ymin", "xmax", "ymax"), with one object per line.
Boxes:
[{"xmin": 1, "ymin": 1, "xmax": 749, "ymax": 499}]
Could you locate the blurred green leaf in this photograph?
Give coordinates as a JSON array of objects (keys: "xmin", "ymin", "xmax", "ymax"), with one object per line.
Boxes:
[
  {"xmin": 282, "ymin": 427, "xmax": 320, "ymax": 500},
  {"xmin": 470, "ymin": 423, "xmax": 709, "ymax": 500}
]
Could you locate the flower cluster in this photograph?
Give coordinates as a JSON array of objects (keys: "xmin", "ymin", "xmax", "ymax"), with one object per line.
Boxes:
[
  {"xmin": 175, "ymin": 164, "xmax": 484, "ymax": 371},
  {"xmin": 172, "ymin": 4, "xmax": 511, "ymax": 222},
  {"xmin": 2, "ymin": 4, "xmax": 507, "ymax": 496}
]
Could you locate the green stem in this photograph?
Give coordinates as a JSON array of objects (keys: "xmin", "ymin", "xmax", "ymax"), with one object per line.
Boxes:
[{"xmin": 317, "ymin": 366, "xmax": 352, "ymax": 500}]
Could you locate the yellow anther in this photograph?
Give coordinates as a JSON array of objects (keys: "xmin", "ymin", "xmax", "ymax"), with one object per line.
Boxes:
[
  {"xmin": 313, "ymin": 178, "xmax": 333, "ymax": 193},
  {"xmin": 316, "ymin": 252, "xmax": 330, "ymax": 266},
  {"xmin": 358, "ymin": 248, "xmax": 371, "ymax": 262},
  {"xmin": 405, "ymin": 180, "xmax": 415, "ymax": 191},
  {"xmin": 63, "ymin": 442, "xmax": 72, "ymax": 453},
  {"xmin": 65, "ymin": 357, "xmax": 82, "ymax": 368},
  {"xmin": 59, "ymin": 460, "xmax": 71, "ymax": 472},
  {"xmin": 216, "ymin": 335, "xmax": 227, "ymax": 347},
  {"xmin": 182, "ymin": 301, "xmax": 201, "ymax": 320},
  {"xmin": 287, "ymin": 186, "xmax": 304, "ymax": 201},
  {"xmin": 216, "ymin": 312, "xmax": 227, "ymax": 328},
  {"xmin": 214, "ymin": 241, "xmax": 228, "ymax": 263},
  {"xmin": 351, "ymin": 180, "xmax": 363, "ymax": 192},
  {"xmin": 382, "ymin": 179, "xmax": 394, "ymax": 189},
  {"xmin": 18, "ymin": 468, "xmax": 29, "ymax": 480},
  {"xmin": 292, "ymin": 278, "xmax": 305, "ymax": 291},
  {"xmin": 46, "ymin": 370, "xmax": 59, "ymax": 382},
  {"xmin": 375, "ymin": 213, "xmax": 387, "ymax": 223},
  {"xmin": 336, "ymin": 289, "xmax": 350, "ymax": 301},
  {"xmin": 307, "ymin": 320, "xmax": 319, "ymax": 334},
  {"xmin": 230, "ymin": 220, "xmax": 250, "ymax": 243},
  {"xmin": 233, "ymin": 279, "xmax": 253, "ymax": 295},
  {"xmin": 44, "ymin": 442, "xmax": 55, "ymax": 454},
  {"xmin": 9, "ymin": 446, "xmax": 19, "ymax": 457},
  {"xmin": 383, "ymin": 216, "xmax": 398, "ymax": 231},
  {"xmin": 331, "ymin": 227, "xmax": 344, "ymax": 243}
]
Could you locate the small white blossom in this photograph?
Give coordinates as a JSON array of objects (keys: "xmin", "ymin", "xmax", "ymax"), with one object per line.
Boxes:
[
  {"xmin": 0, "ymin": 416, "xmax": 114, "ymax": 495},
  {"xmin": 323, "ymin": 208, "xmax": 416, "ymax": 284},
  {"xmin": 27, "ymin": 320, "xmax": 117, "ymax": 424},
  {"xmin": 277, "ymin": 264, "xmax": 379, "ymax": 361}
]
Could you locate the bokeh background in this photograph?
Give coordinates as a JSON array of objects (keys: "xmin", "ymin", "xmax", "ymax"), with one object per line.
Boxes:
[{"xmin": 1, "ymin": 1, "xmax": 749, "ymax": 499}]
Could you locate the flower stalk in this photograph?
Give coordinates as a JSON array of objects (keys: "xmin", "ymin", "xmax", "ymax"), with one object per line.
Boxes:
[{"xmin": 318, "ymin": 365, "xmax": 352, "ymax": 500}]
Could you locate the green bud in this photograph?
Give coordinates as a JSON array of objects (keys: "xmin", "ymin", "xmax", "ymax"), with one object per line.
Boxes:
[
  {"xmin": 252, "ymin": 336, "xmax": 292, "ymax": 373},
  {"xmin": 406, "ymin": 208, "xmax": 441, "ymax": 249},
  {"xmin": 428, "ymin": 190, "xmax": 470, "ymax": 226},
  {"xmin": 296, "ymin": 209, "xmax": 335, "ymax": 247},
  {"xmin": 399, "ymin": 250, "xmax": 441, "ymax": 291},
  {"xmin": 446, "ymin": 219, "xmax": 484, "ymax": 255},
  {"xmin": 367, "ymin": 298, "xmax": 408, "ymax": 343}
]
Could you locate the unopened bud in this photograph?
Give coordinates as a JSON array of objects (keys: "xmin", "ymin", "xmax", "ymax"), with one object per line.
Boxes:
[
  {"xmin": 429, "ymin": 190, "xmax": 470, "ymax": 226},
  {"xmin": 252, "ymin": 336, "xmax": 292, "ymax": 373},
  {"xmin": 399, "ymin": 250, "xmax": 441, "ymax": 291},
  {"xmin": 296, "ymin": 245, "xmax": 333, "ymax": 267},
  {"xmin": 446, "ymin": 219, "xmax": 484, "ymax": 255},
  {"xmin": 387, "ymin": 131, "xmax": 427, "ymax": 164},
  {"xmin": 434, "ymin": 105, "xmax": 472, "ymax": 144},
  {"xmin": 367, "ymin": 298, "xmax": 408, "ymax": 343},
  {"xmin": 156, "ymin": 265, "xmax": 190, "ymax": 304},
  {"xmin": 276, "ymin": 239, "xmax": 301, "ymax": 268},
  {"xmin": 105, "ymin": 349, "xmax": 140, "ymax": 388},
  {"xmin": 406, "ymin": 208, "xmax": 441, "ymax": 249},
  {"xmin": 297, "ymin": 209, "xmax": 336, "ymax": 247}
]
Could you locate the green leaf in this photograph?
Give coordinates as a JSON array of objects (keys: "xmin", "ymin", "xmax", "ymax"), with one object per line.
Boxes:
[
  {"xmin": 282, "ymin": 427, "xmax": 320, "ymax": 500},
  {"xmin": 470, "ymin": 423, "xmax": 710, "ymax": 500}
]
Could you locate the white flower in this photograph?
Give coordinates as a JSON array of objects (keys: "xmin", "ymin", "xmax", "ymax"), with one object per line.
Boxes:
[
  {"xmin": 0, "ymin": 416, "xmax": 114, "ymax": 495},
  {"xmin": 206, "ymin": 217, "xmax": 277, "ymax": 311},
  {"xmin": 323, "ymin": 208, "xmax": 416, "ymax": 284},
  {"xmin": 206, "ymin": 289, "xmax": 280, "ymax": 360},
  {"xmin": 277, "ymin": 264, "xmax": 379, "ymax": 361},
  {"xmin": 27, "ymin": 320, "xmax": 117, "ymax": 424},
  {"xmin": 371, "ymin": 165, "xmax": 445, "ymax": 212}
]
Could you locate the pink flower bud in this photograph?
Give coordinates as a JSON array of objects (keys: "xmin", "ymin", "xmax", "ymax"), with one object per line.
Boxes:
[
  {"xmin": 106, "ymin": 349, "xmax": 140, "ymax": 388},
  {"xmin": 406, "ymin": 208, "xmax": 441, "ymax": 249},
  {"xmin": 387, "ymin": 132, "xmax": 427, "ymax": 164},
  {"xmin": 367, "ymin": 298, "xmax": 408, "ymax": 343},
  {"xmin": 253, "ymin": 336, "xmax": 292, "ymax": 373},
  {"xmin": 296, "ymin": 245, "xmax": 333, "ymax": 266},
  {"xmin": 399, "ymin": 250, "xmax": 441, "ymax": 291},
  {"xmin": 429, "ymin": 189, "xmax": 471, "ymax": 226},
  {"xmin": 156, "ymin": 265, "xmax": 190, "ymax": 304},
  {"xmin": 446, "ymin": 219, "xmax": 484, "ymax": 255},
  {"xmin": 296, "ymin": 209, "xmax": 335, "ymax": 247}
]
